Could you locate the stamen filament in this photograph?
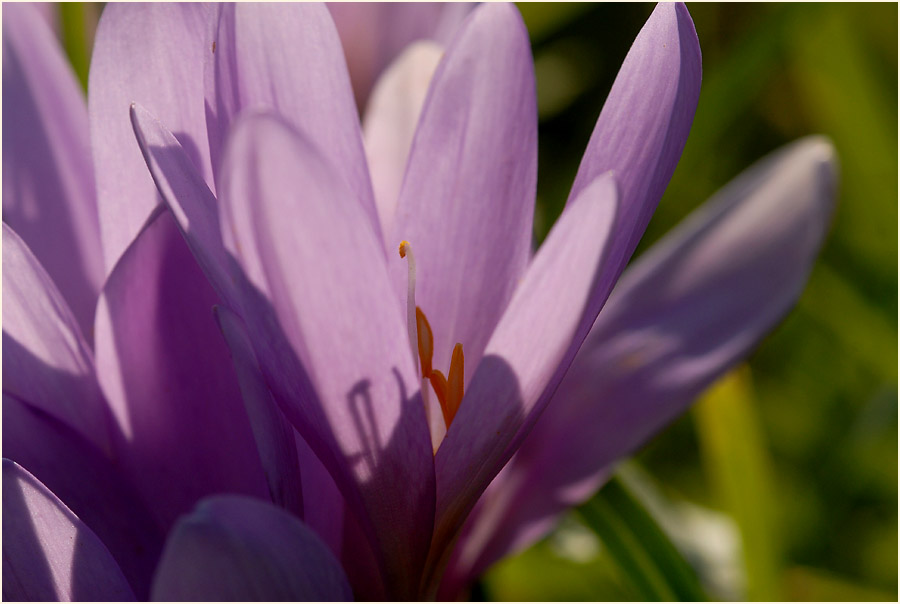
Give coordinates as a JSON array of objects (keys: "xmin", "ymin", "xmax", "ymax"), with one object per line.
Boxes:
[
  {"xmin": 398, "ymin": 240, "xmax": 418, "ymax": 374},
  {"xmin": 429, "ymin": 370, "xmax": 451, "ymax": 428},
  {"xmin": 398, "ymin": 240, "xmax": 466, "ymax": 435}
]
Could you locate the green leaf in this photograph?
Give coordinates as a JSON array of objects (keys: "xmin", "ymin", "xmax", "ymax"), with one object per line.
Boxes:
[
  {"xmin": 481, "ymin": 521, "xmax": 637, "ymax": 602},
  {"xmin": 693, "ymin": 367, "xmax": 780, "ymax": 601},
  {"xmin": 577, "ymin": 475, "xmax": 707, "ymax": 601}
]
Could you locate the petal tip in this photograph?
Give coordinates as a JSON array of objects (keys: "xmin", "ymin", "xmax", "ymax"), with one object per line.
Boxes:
[
  {"xmin": 128, "ymin": 102, "xmax": 156, "ymax": 144},
  {"xmin": 648, "ymin": 1, "xmax": 702, "ymax": 78},
  {"xmin": 797, "ymin": 134, "xmax": 838, "ymax": 166},
  {"xmin": 783, "ymin": 135, "xmax": 840, "ymax": 205},
  {"xmin": 467, "ymin": 1, "xmax": 529, "ymax": 44}
]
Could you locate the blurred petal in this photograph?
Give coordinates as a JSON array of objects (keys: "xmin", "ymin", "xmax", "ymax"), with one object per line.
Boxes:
[
  {"xmin": 94, "ymin": 207, "xmax": 267, "ymax": 531},
  {"xmin": 1, "ymin": 224, "xmax": 112, "ymax": 452},
  {"xmin": 452, "ymin": 137, "xmax": 838, "ymax": 581},
  {"xmin": 2, "ymin": 3, "xmax": 102, "ymax": 337},
  {"xmin": 567, "ymin": 2, "xmax": 701, "ymax": 311},
  {"xmin": 362, "ymin": 41, "xmax": 443, "ymax": 237},
  {"xmin": 214, "ymin": 305, "xmax": 304, "ymax": 517},
  {"xmin": 151, "ymin": 496, "xmax": 352, "ymax": 601},
  {"xmin": 390, "ymin": 3, "xmax": 538, "ymax": 382},
  {"xmin": 3, "ymin": 394, "xmax": 163, "ymax": 599},
  {"xmin": 208, "ymin": 3, "xmax": 378, "ymax": 238},
  {"xmin": 31, "ymin": 2, "xmax": 58, "ymax": 34},
  {"xmin": 329, "ymin": 2, "xmax": 473, "ymax": 109},
  {"xmin": 2, "ymin": 460, "xmax": 135, "ymax": 602},
  {"xmin": 428, "ymin": 174, "xmax": 618, "ymax": 586},
  {"xmin": 89, "ymin": 3, "xmax": 215, "ymax": 271},
  {"xmin": 219, "ymin": 114, "xmax": 434, "ymax": 597}
]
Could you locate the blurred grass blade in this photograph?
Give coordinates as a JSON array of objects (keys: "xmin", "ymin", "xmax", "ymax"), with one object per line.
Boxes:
[
  {"xmin": 694, "ymin": 367, "xmax": 780, "ymax": 601},
  {"xmin": 578, "ymin": 476, "xmax": 707, "ymax": 601},
  {"xmin": 60, "ymin": 3, "xmax": 92, "ymax": 92},
  {"xmin": 789, "ymin": 3, "xmax": 897, "ymax": 276}
]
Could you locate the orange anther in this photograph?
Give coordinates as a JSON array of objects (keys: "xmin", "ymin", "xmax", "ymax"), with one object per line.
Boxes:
[
  {"xmin": 429, "ymin": 370, "xmax": 451, "ymax": 429},
  {"xmin": 415, "ymin": 307, "xmax": 434, "ymax": 378},
  {"xmin": 446, "ymin": 343, "xmax": 465, "ymax": 423},
  {"xmin": 428, "ymin": 343, "xmax": 464, "ymax": 430}
]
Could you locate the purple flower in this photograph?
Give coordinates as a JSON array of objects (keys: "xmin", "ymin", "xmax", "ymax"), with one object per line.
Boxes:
[{"xmin": 2, "ymin": 2, "xmax": 836, "ymax": 601}]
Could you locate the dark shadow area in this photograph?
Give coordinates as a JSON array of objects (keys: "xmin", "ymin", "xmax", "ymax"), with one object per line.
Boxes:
[
  {"xmin": 346, "ymin": 379, "xmax": 380, "ymax": 473},
  {"xmin": 101, "ymin": 207, "xmax": 269, "ymax": 529},
  {"xmin": 3, "ymin": 393, "xmax": 164, "ymax": 599},
  {"xmin": 427, "ymin": 354, "xmax": 525, "ymax": 599},
  {"xmin": 171, "ymin": 130, "xmax": 205, "ymax": 183},
  {"xmin": 355, "ymin": 365, "xmax": 434, "ymax": 599},
  {"xmin": 339, "ymin": 495, "xmax": 387, "ymax": 600}
]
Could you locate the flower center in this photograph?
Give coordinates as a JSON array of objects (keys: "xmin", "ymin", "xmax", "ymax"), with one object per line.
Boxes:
[{"xmin": 399, "ymin": 241, "xmax": 464, "ymax": 430}]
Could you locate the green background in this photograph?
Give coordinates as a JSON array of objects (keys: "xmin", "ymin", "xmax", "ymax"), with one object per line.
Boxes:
[{"xmin": 56, "ymin": 3, "xmax": 898, "ymax": 600}]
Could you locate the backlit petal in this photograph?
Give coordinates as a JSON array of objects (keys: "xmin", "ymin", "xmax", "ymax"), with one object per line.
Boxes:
[
  {"xmin": 1, "ymin": 224, "xmax": 111, "ymax": 452},
  {"xmin": 567, "ymin": 2, "xmax": 701, "ymax": 312},
  {"xmin": 2, "ymin": 3, "xmax": 102, "ymax": 336},
  {"xmin": 363, "ymin": 41, "xmax": 443, "ymax": 237},
  {"xmin": 214, "ymin": 305, "xmax": 304, "ymax": 517},
  {"xmin": 329, "ymin": 2, "xmax": 473, "ymax": 109},
  {"xmin": 208, "ymin": 3, "xmax": 378, "ymax": 237},
  {"xmin": 3, "ymin": 394, "xmax": 163, "ymax": 598},
  {"xmin": 427, "ymin": 174, "xmax": 618, "ymax": 590},
  {"xmin": 129, "ymin": 103, "xmax": 238, "ymax": 306},
  {"xmin": 89, "ymin": 3, "xmax": 215, "ymax": 271},
  {"xmin": 94, "ymin": 208, "xmax": 268, "ymax": 531},
  {"xmin": 2, "ymin": 460, "xmax": 135, "ymax": 602},
  {"xmin": 131, "ymin": 104, "xmax": 358, "ymax": 592},
  {"xmin": 219, "ymin": 114, "xmax": 434, "ymax": 598},
  {"xmin": 450, "ymin": 137, "xmax": 838, "ymax": 582},
  {"xmin": 390, "ymin": 3, "xmax": 538, "ymax": 382}
]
